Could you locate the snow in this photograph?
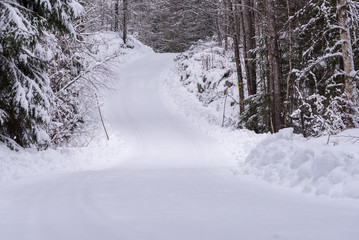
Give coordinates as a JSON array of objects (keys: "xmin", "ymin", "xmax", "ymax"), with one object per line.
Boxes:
[
  {"xmin": 243, "ymin": 128, "xmax": 359, "ymax": 198},
  {"xmin": 84, "ymin": 31, "xmax": 153, "ymax": 63},
  {"xmin": 4, "ymin": 3, "xmax": 29, "ymax": 32},
  {"xmin": 0, "ymin": 34, "xmax": 359, "ymax": 240},
  {"xmin": 162, "ymin": 62, "xmax": 265, "ymax": 166},
  {"xmin": 164, "ymin": 50, "xmax": 359, "ymax": 200},
  {"xmin": 0, "ymin": 131, "xmax": 128, "ymax": 183},
  {"xmin": 0, "ymin": 32, "xmax": 151, "ymax": 184},
  {"xmin": 68, "ymin": 1, "xmax": 84, "ymax": 18},
  {"xmin": 167, "ymin": 38, "xmax": 359, "ymax": 200}
]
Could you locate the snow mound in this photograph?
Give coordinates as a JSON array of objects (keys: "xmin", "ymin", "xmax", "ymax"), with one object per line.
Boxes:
[
  {"xmin": 0, "ymin": 129, "xmax": 129, "ymax": 184},
  {"xmin": 84, "ymin": 31, "xmax": 153, "ymax": 64},
  {"xmin": 244, "ymin": 128, "xmax": 359, "ymax": 199}
]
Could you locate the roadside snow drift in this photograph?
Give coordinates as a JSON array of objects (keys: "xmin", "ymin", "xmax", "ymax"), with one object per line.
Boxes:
[
  {"xmin": 165, "ymin": 55, "xmax": 359, "ymax": 200},
  {"xmin": 245, "ymin": 128, "xmax": 359, "ymax": 199}
]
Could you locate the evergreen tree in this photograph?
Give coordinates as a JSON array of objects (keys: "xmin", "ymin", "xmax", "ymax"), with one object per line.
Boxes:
[
  {"xmin": 288, "ymin": 0, "xmax": 359, "ymax": 136},
  {"xmin": 0, "ymin": 0, "xmax": 82, "ymax": 148}
]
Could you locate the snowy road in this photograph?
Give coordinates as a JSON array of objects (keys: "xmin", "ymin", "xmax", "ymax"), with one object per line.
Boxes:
[{"xmin": 1, "ymin": 53, "xmax": 359, "ymax": 240}]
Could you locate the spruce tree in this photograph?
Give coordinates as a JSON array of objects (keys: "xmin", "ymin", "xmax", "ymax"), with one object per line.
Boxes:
[
  {"xmin": 0, "ymin": 0, "xmax": 82, "ymax": 148},
  {"xmin": 289, "ymin": 0, "xmax": 359, "ymax": 136}
]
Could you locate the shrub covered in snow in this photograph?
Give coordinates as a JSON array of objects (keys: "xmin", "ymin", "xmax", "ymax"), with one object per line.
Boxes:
[{"xmin": 175, "ymin": 40, "xmax": 240, "ymax": 128}]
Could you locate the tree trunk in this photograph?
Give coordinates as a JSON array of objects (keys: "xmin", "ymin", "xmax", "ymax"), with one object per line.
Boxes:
[
  {"xmin": 145, "ymin": 0, "xmax": 150, "ymax": 45},
  {"xmin": 242, "ymin": 0, "xmax": 257, "ymax": 95},
  {"xmin": 284, "ymin": 0, "xmax": 293, "ymax": 126},
  {"xmin": 215, "ymin": 14, "xmax": 223, "ymax": 46},
  {"xmin": 237, "ymin": 0, "xmax": 247, "ymax": 87},
  {"xmin": 123, "ymin": 0, "xmax": 128, "ymax": 44},
  {"xmin": 228, "ymin": 0, "xmax": 245, "ymax": 114},
  {"xmin": 338, "ymin": 0, "xmax": 356, "ymax": 106},
  {"xmin": 214, "ymin": 0, "xmax": 223, "ymax": 46},
  {"xmin": 266, "ymin": 0, "xmax": 282, "ymax": 132},
  {"xmin": 223, "ymin": 0, "xmax": 229, "ymax": 51},
  {"xmin": 114, "ymin": 0, "xmax": 119, "ymax": 32}
]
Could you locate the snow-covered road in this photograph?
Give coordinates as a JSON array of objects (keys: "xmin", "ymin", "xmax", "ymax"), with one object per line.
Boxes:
[{"xmin": 1, "ymin": 53, "xmax": 359, "ymax": 240}]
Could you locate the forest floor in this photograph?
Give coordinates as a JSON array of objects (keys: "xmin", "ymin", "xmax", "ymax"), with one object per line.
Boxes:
[{"xmin": 1, "ymin": 52, "xmax": 359, "ymax": 240}]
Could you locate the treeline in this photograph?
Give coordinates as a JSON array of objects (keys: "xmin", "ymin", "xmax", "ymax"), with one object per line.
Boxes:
[
  {"xmin": 86, "ymin": 0, "xmax": 216, "ymax": 52},
  {"xmin": 1, "ymin": 0, "xmax": 358, "ymax": 149},
  {"xmin": 108, "ymin": 0, "xmax": 359, "ymax": 136},
  {"xmin": 206, "ymin": 0, "xmax": 359, "ymax": 137}
]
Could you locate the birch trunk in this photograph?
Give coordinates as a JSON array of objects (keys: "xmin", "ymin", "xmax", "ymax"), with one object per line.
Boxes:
[{"xmin": 338, "ymin": 0, "xmax": 356, "ymax": 105}]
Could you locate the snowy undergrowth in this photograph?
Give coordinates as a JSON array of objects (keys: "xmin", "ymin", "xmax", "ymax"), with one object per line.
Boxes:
[
  {"xmin": 166, "ymin": 44, "xmax": 359, "ymax": 199},
  {"xmin": 175, "ymin": 40, "xmax": 240, "ymax": 127},
  {"xmin": 0, "ymin": 32, "xmax": 152, "ymax": 184}
]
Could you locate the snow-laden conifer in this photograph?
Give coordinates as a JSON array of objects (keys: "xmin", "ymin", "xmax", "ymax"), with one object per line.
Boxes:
[
  {"xmin": 0, "ymin": 0, "xmax": 83, "ymax": 148},
  {"xmin": 288, "ymin": 0, "xmax": 359, "ymax": 136}
]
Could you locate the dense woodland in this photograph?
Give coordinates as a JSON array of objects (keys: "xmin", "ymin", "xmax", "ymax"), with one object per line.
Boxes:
[{"xmin": 1, "ymin": 0, "xmax": 359, "ymax": 149}]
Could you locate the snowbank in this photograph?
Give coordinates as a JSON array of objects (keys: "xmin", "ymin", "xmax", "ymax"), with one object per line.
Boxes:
[
  {"xmin": 165, "ymin": 52, "xmax": 359, "ymax": 199},
  {"xmin": 244, "ymin": 128, "xmax": 359, "ymax": 199},
  {"xmin": 0, "ymin": 130, "xmax": 128, "ymax": 183},
  {"xmin": 84, "ymin": 31, "xmax": 153, "ymax": 64}
]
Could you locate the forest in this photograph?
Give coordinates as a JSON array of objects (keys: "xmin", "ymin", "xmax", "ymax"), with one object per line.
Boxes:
[
  {"xmin": 1, "ymin": 0, "xmax": 359, "ymax": 149},
  {"xmin": 1, "ymin": 1, "xmax": 359, "ymax": 238}
]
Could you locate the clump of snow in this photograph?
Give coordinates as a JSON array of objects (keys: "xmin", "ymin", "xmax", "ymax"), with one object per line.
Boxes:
[{"xmin": 68, "ymin": 0, "xmax": 84, "ymax": 18}]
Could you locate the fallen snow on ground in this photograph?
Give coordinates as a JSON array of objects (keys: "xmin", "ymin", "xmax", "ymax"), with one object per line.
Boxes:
[
  {"xmin": 84, "ymin": 31, "xmax": 153, "ymax": 64},
  {"xmin": 245, "ymin": 128, "xmax": 359, "ymax": 199},
  {"xmin": 164, "ymin": 61, "xmax": 359, "ymax": 199},
  {"xmin": 0, "ymin": 31, "xmax": 152, "ymax": 184},
  {"xmin": 1, "ymin": 52, "xmax": 359, "ymax": 240},
  {"xmin": 0, "ymin": 130, "xmax": 128, "ymax": 183},
  {"xmin": 161, "ymin": 64, "xmax": 267, "ymax": 173}
]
